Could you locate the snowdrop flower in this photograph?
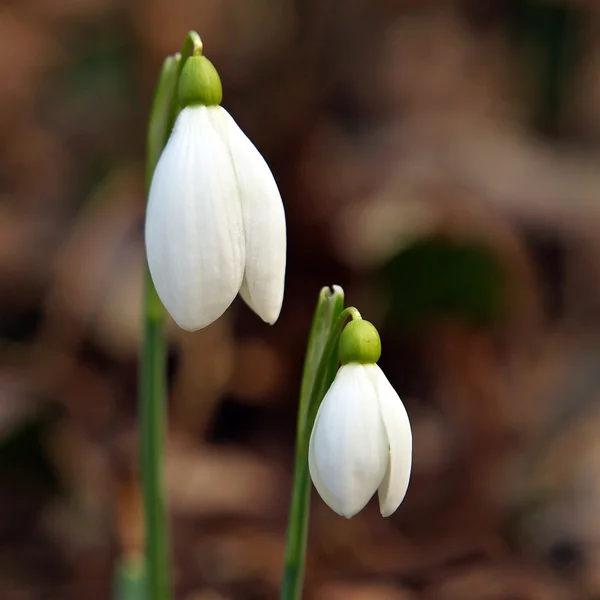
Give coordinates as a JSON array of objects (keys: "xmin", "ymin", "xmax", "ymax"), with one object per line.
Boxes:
[
  {"xmin": 309, "ymin": 320, "xmax": 412, "ymax": 518},
  {"xmin": 145, "ymin": 52, "xmax": 286, "ymax": 331}
]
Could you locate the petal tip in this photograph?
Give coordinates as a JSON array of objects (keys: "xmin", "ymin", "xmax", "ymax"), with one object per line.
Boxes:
[
  {"xmin": 264, "ymin": 308, "xmax": 282, "ymax": 325},
  {"xmin": 327, "ymin": 500, "xmax": 364, "ymax": 519},
  {"xmin": 170, "ymin": 314, "xmax": 211, "ymax": 332},
  {"xmin": 254, "ymin": 303, "xmax": 281, "ymax": 325},
  {"xmin": 379, "ymin": 502, "xmax": 400, "ymax": 518},
  {"xmin": 238, "ymin": 277, "xmax": 283, "ymax": 325}
]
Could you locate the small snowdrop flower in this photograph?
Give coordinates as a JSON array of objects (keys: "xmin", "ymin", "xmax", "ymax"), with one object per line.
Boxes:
[
  {"xmin": 145, "ymin": 50, "xmax": 286, "ymax": 331},
  {"xmin": 309, "ymin": 320, "xmax": 412, "ymax": 518}
]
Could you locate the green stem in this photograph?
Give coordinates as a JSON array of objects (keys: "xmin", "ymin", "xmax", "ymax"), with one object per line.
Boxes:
[
  {"xmin": 140, "ymin": 273, "xmax": 168, "ymax": 600},
  {"xmin": 280, "ymin": 289, "xmax": 361, "ymax": 600},
  {"xmin": 139, "ymin": 30, "xmax": 203, "ymax": 600},
  {"xmin": 140, "ymin": 55, "xmax": 178, "ymax": 600}
]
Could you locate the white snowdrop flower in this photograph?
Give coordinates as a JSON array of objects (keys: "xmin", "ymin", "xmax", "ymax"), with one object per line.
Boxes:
[
  {"xmin": 309, "ymin": 320, "xmax": 412, "ymax": 518},
  {"xmin": 145, "ymin": 53, "xmax": 286, "ymax": 331}
]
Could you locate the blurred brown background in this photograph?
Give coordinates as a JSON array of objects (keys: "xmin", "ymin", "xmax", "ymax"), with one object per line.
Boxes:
[{"xmin": 3, "ymin": 0, "xmax": 600, "ymax": 598}]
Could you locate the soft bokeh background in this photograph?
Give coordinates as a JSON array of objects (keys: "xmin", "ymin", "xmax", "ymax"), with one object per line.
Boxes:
[{"xmin": 4, "ymin": 0, "xmax": 600, "ymax": 598}]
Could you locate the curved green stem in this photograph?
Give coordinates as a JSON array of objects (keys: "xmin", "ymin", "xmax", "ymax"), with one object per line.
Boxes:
[
  {"xmin": 167, "ymin": 31, "xmax": 204, "ymax": 131},
  {"xmin": 280, "ymin": 289, "xmax": 361, "ymax": 600},
  {"xmin": 182, "ymin": 30, "xmax": 203, "ymax": 57}
]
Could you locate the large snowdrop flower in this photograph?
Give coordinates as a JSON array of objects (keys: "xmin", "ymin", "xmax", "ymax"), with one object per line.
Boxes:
[
  {"xmin": 309, "ymin": 320, "xmax": 412, "ymax": 518},
  {"xmin": 145, "ymin": 52, "xmax": 286, "ymax": 331}
]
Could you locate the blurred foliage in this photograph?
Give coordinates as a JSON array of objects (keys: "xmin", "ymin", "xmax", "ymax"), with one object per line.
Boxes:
[
  {"xmin": 58, "ymin": 22, "xmax": 133, "ymax": 105},
  {"xmin": 383, "ymin": 236, "xmax": 508, "ymax": 332},
  {"xmin": 0, "ymin": 412, "xmax": 59, "ymax": 490},
  {"xmin": 509, "ymin": 0, "xmax": 581, "ymax": 137},
  {"xmin": 113, "ymin": 556, "xmax": 146, "ymax": 600},
  {"xmin": 48, "ymin": 20, "xmax": 136, "ymax": 205}
]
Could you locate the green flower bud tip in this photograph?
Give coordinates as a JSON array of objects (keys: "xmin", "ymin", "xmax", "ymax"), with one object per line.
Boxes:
[
  {"xmin": 339, "ymin": 319, "xmax": 381, "ymax": 365},
  {"xmin": 178, "ymin": 55, "xmax": 222, "ymax": 107}
]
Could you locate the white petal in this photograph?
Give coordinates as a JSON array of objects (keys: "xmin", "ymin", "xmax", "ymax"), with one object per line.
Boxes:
[
  {"xmin": 145, "ymin": 107, "xmax": 245, "ymax": 331},
  {"xmin": 364, "ymin": 364, "xmax": 412, "ymax": 517},
  {"xmin": 210, "ymin": 108, "xmax": 286, "ymax": 324},
  {"xmin": 308, "ymin": 364, "xmax": 388, "ymax": 518}
]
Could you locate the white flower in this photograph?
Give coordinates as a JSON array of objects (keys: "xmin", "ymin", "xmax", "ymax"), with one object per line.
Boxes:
[
  {"xmin": 308, "ymin": 363, "xmax": 412, "ymax": 518},
  {"xmin": 145, "ymin": 105, "xmax": 286, "ymax": 331}
]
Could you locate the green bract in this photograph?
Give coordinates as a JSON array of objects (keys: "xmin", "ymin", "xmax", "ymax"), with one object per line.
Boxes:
[
  {"xmin": 178, "ymin": 55, "xmax": 223, "ymax": 107},
  {"xmin": 339, "ymin": 319, "xmax": 381, "ymax": 365}
]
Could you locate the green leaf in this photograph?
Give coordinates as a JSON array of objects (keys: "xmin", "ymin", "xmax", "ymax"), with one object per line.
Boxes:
[{"xmin": 146, "ymin": 54, "xmax": 181, "ymax": 191}]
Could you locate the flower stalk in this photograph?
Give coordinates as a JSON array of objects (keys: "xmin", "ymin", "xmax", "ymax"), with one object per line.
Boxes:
[
  {"xmin": 280, "ymin": 287, "xmax": 361, "ymax": 600},
  {"xmin": 139, "ymin": 31, "xmax": 204, "ymax": 600}
]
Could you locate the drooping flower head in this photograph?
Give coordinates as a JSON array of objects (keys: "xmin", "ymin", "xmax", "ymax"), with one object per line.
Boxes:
[
  {"xmin": 309, "ymin": 319, "xmax": 412, "ymax": 518},
  {"xmin": 145, "ymin": 49, "xmax": 286, "ymax": 331}
]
